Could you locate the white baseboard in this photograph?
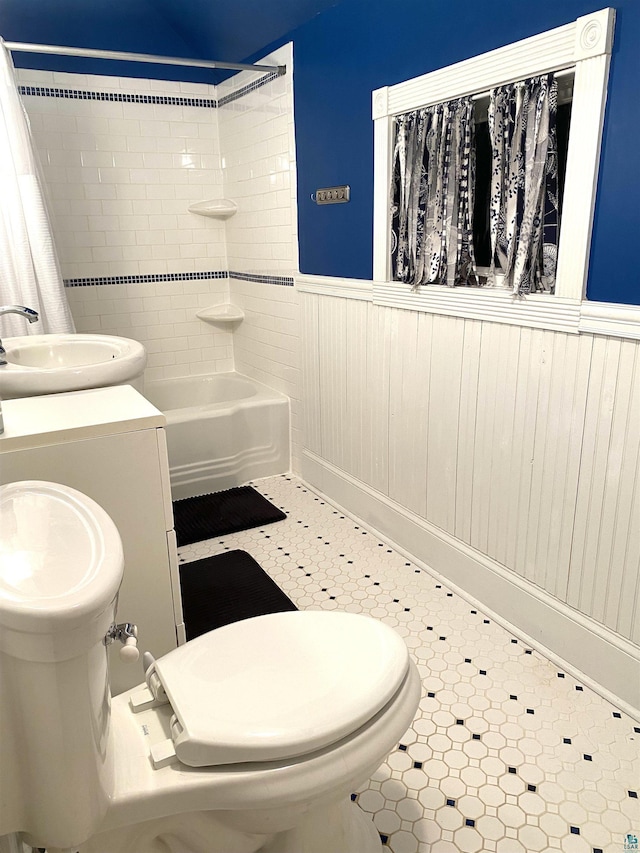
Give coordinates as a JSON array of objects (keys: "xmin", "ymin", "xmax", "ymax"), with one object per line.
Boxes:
[{"xmin": 301, "ymin": 450, "xmax": 640, "ymax": 720}]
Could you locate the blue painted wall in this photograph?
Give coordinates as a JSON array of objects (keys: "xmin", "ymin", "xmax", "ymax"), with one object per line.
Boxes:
[
  {"xmin": 260, "ymin": 0, "xmax": 638, "ymax": 305},
  {"xmin": 3, "ymin": 0, "xmax": 638, "ymax": 303},
  {"xmin": 0, "ymin": 0, "xmax": 340, "ymax": 83}
]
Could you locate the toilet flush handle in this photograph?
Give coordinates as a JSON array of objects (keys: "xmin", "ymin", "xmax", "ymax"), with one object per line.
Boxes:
[{"xmin": 105, "ymin": 622, "xmax": 140, "ymax": 662}]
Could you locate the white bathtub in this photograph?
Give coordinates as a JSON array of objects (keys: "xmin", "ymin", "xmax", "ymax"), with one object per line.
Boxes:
[{"xmin": 144, "ymin": 372, "xmax": 290, "ymax": 500}]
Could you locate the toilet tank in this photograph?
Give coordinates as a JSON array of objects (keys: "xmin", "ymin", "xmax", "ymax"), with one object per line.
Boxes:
[{"xmin": 0, "ymin": 481, "xmax": 124, "ymax": 849}]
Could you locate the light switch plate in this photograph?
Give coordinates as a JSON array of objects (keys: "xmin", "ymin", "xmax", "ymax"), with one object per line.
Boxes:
[{"xmin": 315, "ymin": 185, "xmax": 350, "ymax": 204}]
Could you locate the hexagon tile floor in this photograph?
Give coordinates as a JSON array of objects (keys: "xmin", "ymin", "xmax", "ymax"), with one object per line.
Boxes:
[{"xmin": 178, "ymin": 475, "xmax": 640, "ymax": 853}]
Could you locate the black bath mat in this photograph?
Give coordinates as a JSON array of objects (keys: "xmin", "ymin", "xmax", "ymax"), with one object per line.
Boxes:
[
  {"xmin": 173, "ymin": 486, "xmax": 286, "ymax": 547},
  {"xmin": 179, "ymin": 549, "xmax": 298, "ymax": 640}
]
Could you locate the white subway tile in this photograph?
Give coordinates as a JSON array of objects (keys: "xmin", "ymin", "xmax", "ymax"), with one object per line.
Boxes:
[
  {"xmin": 102, "ymin": 198, "xmax": 133, "ymax": 216},
  {"xmin": 57, "ymin": 214, "xmax": 89, "ymax": 232},
  {"xmin": 116, "ymin": 184, "xmax": 147, "ymax": 200},
  {"xmin": 127, "ymin": 135, "xmax": 158, "ymax": 153},
  {"xmin": 90, "ymin": 101, "xmax": 124, "ymax": 120},
  {"xmin": 118, "ymin": 75, "xmax": 152, "ymax": 92},
  {"xmin": 112, "ymin": 151, "xmax": 145, "ymax": 168},
  {"xmin": 158, "ymin": 307, "xmax": 187, "ymax": 324},
  {"xmin": 98, "ymin": 166, "xmax": 131, "ymax": 184},
  {"xmin": 129, "ymin": 168, "xmax": 160, "ymax": 185},
  {"xmin": 155, "ymin": 104, "xmax": 185, "ymax": 123},
  {"xmin": 16, "ymin": 69, "xmax": 55, "ymax": 86},
  {"xmin": 145, "ymin": 322, "xmax": 175, "ymax": 340},
  {"xmin": 118, "ymin": 214, "xmax": 150, "ymax": 231},
  {"xmin": 113, "ymin": 296, "xmax": 144, "ymax": 313},
  {"xmin": 79, "ymin": 150, "xmax": 113, "ymax": 168},
  {"xmin": 167, "ymin": 258, "xmax": 194, "ymax": 273},
  {"xmin": 149, "ymin": 80, "xmax": 181, "ymax": 94},
  {"xmin": 169, "ymin": 121, "xmax": 198, "ymax": 138},
  {"xmin": 147, "ymin": 184, "xmax": 176, "ymax": 201},
  {"xmin": 92, "ymin": 246, "xmax": 124, "ymax": 263},
  {"xmin": 179, "ymin": 243, "xmax": 208, "ymax": 259},
  {"xmin": 158, "ymin": 229, "xmax": 182, "ymax": 245},
  {"xmin": 131, "ymin": 199, "xmax": 158, "ymax": 215},
  {"xmin": 87, "ymin": 74, "xmax": 123, "ymax": 91},
  {"xmin": 150, "ymin": 245, "xmax": 177, "ymax": 260},
  {"xmin": 162, "ymin": 199, "xmax": 188, "ymax": 216},
  {"xmin": 73, "ymin": 231, "xmax": 107, "ymax": 248},
  {"xmin": 179, "ymin": 81, "xmax": 214, "ymax": 96},
  {"xmin": 146, "ymin": 213, "xmax": 176, "ymax": 231},
  {"xmin": 171, "ymin": 294, "xmax": 201, "ymax": 310},
  {"xmin": 143, "ymin": 151, "xmax": 175, "ymax": 169},
  {"xmin": 75, "ymin": 116, "xmax": 110, "ymax": 135},
  {"xmin": 95, "ymin": 134, "xmax": 128, "ymax": 152},
  {"xmin": 139, "ymin": 120, "xmax": 171, "ymax": 138},
  {"xmin": 122, "ymin": 244, "xmax": 153, "ymax": 261},
  {"xmin": 142, "ymin": 366, "xmax": 167, "ymax": 383},
  {"xmin": 155, "ymin": 280, "xmax": 185, "ymax": 297},
  {"xmin": 74, "ymin": 315, "xmax": 103, "ymax": 332},
  {"xmin": 135, "ymin": 230, "xmax": 157, "ymax": 246}
]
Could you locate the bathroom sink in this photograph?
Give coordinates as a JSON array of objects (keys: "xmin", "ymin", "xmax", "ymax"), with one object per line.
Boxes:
[{"xmin": 0, "ymin": 334, "xmax": 147, "ymax": 398}]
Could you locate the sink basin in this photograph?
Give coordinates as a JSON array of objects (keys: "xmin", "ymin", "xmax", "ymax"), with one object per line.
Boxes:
[{"xmin": 0, "ymin": 334, "xmax": 147, "ymax": 399}]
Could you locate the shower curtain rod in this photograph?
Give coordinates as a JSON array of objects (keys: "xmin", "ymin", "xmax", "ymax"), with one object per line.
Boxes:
[{"xmin": 4, "ymin": 41, "xmax": 286, "ymax": 76}]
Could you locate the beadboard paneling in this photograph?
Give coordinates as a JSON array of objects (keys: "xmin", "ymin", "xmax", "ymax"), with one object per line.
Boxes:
[{"xmin": 302, "ymin": 289, "xmax": 640, "ymax": 645}]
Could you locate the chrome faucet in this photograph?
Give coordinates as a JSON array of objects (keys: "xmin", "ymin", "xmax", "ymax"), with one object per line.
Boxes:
[
  {"xmin": 0, "ymin": 305, "xmax": 39, "ymax": 435},
  {"xmin": 0, "ymin": 305, "xmax": 39, "ymax": 366}
]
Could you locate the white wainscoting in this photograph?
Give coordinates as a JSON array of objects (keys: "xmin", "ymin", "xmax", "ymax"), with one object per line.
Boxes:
[{"xmin": 300, "ymin": 284, "xmax": 640, "ymax": 713}]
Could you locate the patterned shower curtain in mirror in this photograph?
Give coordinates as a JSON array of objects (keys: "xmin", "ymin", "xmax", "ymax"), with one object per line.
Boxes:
[
  {"xmin": 488, "ymin": 74, "xmax": 559, "ymax": 295},
  {"xmin": 390, "ymin": 97, "xmax": 477, "ymax": 288},
  {"xmin": 0, "ymin": 40, "xmax": 74, "ymax": 335}
]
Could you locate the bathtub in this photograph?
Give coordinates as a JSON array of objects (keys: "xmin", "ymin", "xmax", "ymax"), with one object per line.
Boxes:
[{"xmin": 143, "ymin": 372, "xmax": 290, "ymax": 500}]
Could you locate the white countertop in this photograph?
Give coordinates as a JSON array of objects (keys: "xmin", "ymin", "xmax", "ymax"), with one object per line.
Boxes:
[{"xmin": 0, "ymin": 385, "xmax": 165, "ymax": 453}]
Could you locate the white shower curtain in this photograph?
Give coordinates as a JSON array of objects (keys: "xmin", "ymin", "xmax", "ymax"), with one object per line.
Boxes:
[{"xmin": 0, "ymin": 39, "xmax": 74, "ymax": 336}]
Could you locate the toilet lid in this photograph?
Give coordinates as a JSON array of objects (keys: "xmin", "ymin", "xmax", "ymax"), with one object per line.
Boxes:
[{"xmin": 153, "ymin": 610, "xmax": 410, "ymax": 767}]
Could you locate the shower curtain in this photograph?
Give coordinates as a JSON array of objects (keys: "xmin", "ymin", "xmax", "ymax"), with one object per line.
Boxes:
[{"xmin": 0, "ymin": 39, "xmax": 74, "ymax": 336}]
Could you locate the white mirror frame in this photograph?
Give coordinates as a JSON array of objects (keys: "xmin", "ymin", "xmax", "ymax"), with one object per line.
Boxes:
[{"xmin": 371, "ymin": 8, "xmax": 616, "ymax": 333}]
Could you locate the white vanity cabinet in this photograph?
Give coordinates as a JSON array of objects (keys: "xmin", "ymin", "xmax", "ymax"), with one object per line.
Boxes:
[{"xmin": 0, "ymin": 386, "xmax": 184, "ymax": 695}]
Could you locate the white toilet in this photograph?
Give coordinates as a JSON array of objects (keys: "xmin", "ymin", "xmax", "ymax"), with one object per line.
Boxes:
[{"xmin": 0, "ymin": 481, "xmax": 421, "ymax": 853}]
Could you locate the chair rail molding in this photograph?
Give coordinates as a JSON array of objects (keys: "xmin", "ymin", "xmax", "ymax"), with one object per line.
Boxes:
[{"xmin": 297, "ymin": 274, "xmax": 640, "ymax": 341}]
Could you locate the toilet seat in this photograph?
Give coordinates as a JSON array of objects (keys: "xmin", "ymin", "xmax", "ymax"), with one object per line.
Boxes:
[{"xmin": 148, "ymin": 610, "xmax": 410, "ymax": 768}]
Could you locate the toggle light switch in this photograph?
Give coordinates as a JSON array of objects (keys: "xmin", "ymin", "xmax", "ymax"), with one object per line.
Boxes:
[{"xmin": 315, "ymin": 185, "xmax": 350, "ymax": 204}]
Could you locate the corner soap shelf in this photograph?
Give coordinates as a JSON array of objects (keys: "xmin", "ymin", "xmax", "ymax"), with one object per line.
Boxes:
[
  {"xmin": 196, "ymin": 305, "xmax": 244, "ymax": 325},
  {"xmin": 188, "ymin": 199, "xmax": 238, "ymax": 218}
]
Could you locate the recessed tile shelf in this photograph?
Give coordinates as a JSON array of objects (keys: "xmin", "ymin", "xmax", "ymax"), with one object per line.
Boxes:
[
  {"xmin": 196, "ymin": 304, "xmax": 244, "ymax": 325},
  {"xmin": 188, "ymin": 199, "xmax": 238, "ymax": 218}
]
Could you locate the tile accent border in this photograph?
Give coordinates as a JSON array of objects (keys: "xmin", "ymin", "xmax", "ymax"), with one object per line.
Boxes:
[
  {"xmin": 63, "ymin": 270, "xmax": 296, "ymax": 288},
  {"xmin": 229, "ymin": 270, "xmax": 295, "ymax": 287},
  {"xmin": 218, "ymin": 71, "xmax": 282, "ymax": 107},
  {"xmin": 19, "ymin": 69, "xmax": 283, "ymax": 109},
  {"xmin": 18, "ymin": 86, "xmax": 217, "ymax": 108},
  {"xmin": 64, "ymin": 271, "xmax": 228, "ymax": 287}
]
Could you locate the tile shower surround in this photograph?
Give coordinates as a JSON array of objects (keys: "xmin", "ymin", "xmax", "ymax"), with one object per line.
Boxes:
[
  {"xmin": 179, "ymin": 476, "xmax": 639, "ymax": 853},
  {"xmin": 15, "ymin": 50, "xmax": 299, "ymax": 387},
  {"xmin": 16, "ymin": 58, "xmax": 296, "ymax": 283}
]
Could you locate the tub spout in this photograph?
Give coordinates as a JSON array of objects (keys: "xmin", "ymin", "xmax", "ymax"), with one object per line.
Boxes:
[{"xmin": 0, "ymin": 305, "xmax": 39, "ymax": 435}]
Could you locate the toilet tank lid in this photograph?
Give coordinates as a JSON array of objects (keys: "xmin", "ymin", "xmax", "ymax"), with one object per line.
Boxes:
[
  {"xmin": 0, "ymin": 481, "xmax": 124, "ymax": 633},
  {"xmin": 153, "ymin": 610, "xmax": 411, "ymax": 767}
]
